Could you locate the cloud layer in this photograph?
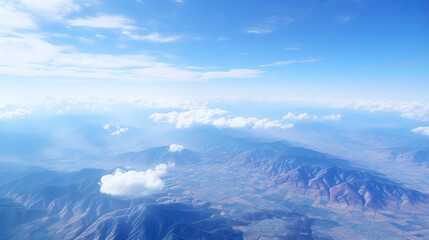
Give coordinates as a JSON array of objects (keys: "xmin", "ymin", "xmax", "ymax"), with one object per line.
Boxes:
[
  {"xmin": 282, "ymin": 112, "xmax": 341, "ymax": 121},
  {"xmin": 0, "ymin": 109, "xmax": 30, "ymax": 119},
  {"xmin": 150, "ymin": 107, "xmax": 293, "ymax": 129},
  {"xmin": 99, "ymin": 164, "xmax": 170, "ymax": 198}
]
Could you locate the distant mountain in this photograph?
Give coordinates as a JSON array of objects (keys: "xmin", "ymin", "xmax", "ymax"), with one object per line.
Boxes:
[
  {"xmin": 74, "ymin": 203, "xmax": 242, "ymax": 240},
  {"xmin": 230, "ymin": 142, "xmax": 428, "ymax": 211},
  {"xmin": 389, "ymin": 147, "xmax": 429, "ymax": 168},
  {"xmin": 0, "ymin": 167, "xmax": 242, "ymax": 240}
]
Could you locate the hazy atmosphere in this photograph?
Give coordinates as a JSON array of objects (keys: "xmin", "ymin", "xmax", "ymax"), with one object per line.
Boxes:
[{"xmin": 1, "ymin": 0, "xmax": 429, "ymax": 239}]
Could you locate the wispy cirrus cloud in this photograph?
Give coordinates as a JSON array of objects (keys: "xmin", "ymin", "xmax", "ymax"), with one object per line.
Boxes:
[
  {"xmin": 0, "ymin": 0, "xmax": 81, "ymax": 32},
  {"xmin": 66, "ymin": 14, "xmax": 136, "ymax": 30},
  {"xmin": 150, "ymin": 107, "xmax": 293, "ymax": 129},
  {"xmin": 0, "ymin": 33, "xmax": 260, "ymax": 82},
  {"xmin": 246, "ymin": 15, "xmax": 294, "ymax": 35},
  {"xmin": 123, "ymin": 31, "xmax": 180, "ymax": 43},
  {"xmin": 246, "ymin": 27, "xmax": 272, "ymax": 34},
  {"xmin": 259, "ymin": 57, "xmax": 322, "ymax": 67}
]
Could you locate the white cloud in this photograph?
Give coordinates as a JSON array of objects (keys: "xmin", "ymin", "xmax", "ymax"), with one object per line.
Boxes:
[
  {"xmin": 259, "ymin": 57, "xmax": 322, "ymax": 67},
  {"xmin": 169, "ymin": 144, "xmax": 184, "ymax": 152},
  {"xmin": 99, "ymin": 164, "xmax": 171, "ymax": 198},
  {"xmin": 282, "ymin": 112, "xmax": 341, "ymax": 121},
  {"xmin": 201, "ymin": 69, "xmax": 261, "ymax": 79},
  {"xmin": 150, "ymin": 107, "xmax": 293, "ymax": 129},
  {"xmin": 324, "ymin": 100, "xmax": 429, "ymax": 122},
  {"xmin": 111, "ymin": 127, "xmax": 128, "ymax": 135},
  {"xmin": 284, "ymin": 47, "xmax": 300, "ymax": 50},
  {"xmin": 0, "ymin": 34, "xmax": 259, "ymax": 82},
  {"xmin": 320, "ymin": 113, "xmax": 341, "ymax": 121},
  {"xmin": 0, "ymin": 2, "xmax": 36, "ymax": 31},
  {"xmin": 66, "ymin": 14, "xmax": 135, "ymax": 30},
  {"xmin": 0, "ymin": 0, "xmax": 79, "ymax": 32},
  {"xmin": 246, "ymin": 27, "xmax": 272, "ymax": 34},
  {"xmin": 124, "ymin": 31, "xmax": 180, "ymax": 43},
  {"xmin": 282, "ymin": 112, "xmax": 311, "ymax": 120},
  {"xmin": 17, "ymin": 0, "xmax": 79, "ymax": 19},
  {"xmin": 412, "ymin": 126, "xmax": 429, "ymax": 136},
  {"xmin": 0, "ymin": 109, "xmax": 31, "ymax": 119},
  {"xmin": 95, "ymin": 34, "xmax": 106, "ymax": 39},
  {"xmin": 103, "ymin": 124, "xmax": 128, "ymax": 135}
]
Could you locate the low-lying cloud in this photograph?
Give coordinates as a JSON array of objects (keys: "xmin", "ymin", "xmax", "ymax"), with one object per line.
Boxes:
[
  {"xmin": 282, "ymin": 112, "xmax": 341, "ymax": 121},
  {"xmin": 103, "ymin": 124, "xmax": 129, "ymax": 135},
  {"xmin": 411, "ymin": 126, "xmax": 429, "ymax": 136},
  {"xmin": 169, "ymin": 144, "xmax": 184, "ymax": 152},
  {"xmin": 150, "ymin": 107, "xmax": 293, "ymax": 129},
  {"xmin": 99, "ymin": 164, "xmax": 171, "ymax": 198},
  {"xmin": 0, "ymin": 109, "xmax": 31, "ymax": 119}
]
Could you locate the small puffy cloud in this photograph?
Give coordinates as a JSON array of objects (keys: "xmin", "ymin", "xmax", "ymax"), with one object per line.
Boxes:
[
  {"xmin": 0, "ymin": 109, "xmax": 30, "ymax": 119},
  {"xmin": 169, "ymin": 144, "xmax": 184, "ymax": 152},
  {"xmin": 412, "ymin": 126, "xmax": 429, "ymax": 136},
  {"xmin": 283, "ymin": 112, "xmax": 311, "ymax": 120},
  {"xmin": 320, "ymin": 114, "xmax": 341, "ymax": 121},
  {"xmin": 111, "ymin": 127, "xmax": 128, "ymax": 135},
  {"xmin": 150, "ymin": 107, "xmax": 293, "ymax": 129},
  {"xmin": 103, "ymin": 124, "xmax": 128, "ymax": 135},
  {"xmin": 282, "ymin": 112, "xmax": 341, "ymax": 121},
  {"xmin": 99, "ymin": 164, "xmax": 171, "ymax": 198},
  {"xmin": 66, "ymin": 14, "xmax": 136, "ymax": 30}
]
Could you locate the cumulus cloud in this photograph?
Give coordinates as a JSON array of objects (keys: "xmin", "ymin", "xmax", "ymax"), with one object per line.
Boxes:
[
  {"xmin": 0, "ymin": 109, "xmax": 30, "ymax": 119},
  {"xmin": 282, "ymin": 112, "xmax": 341, "ymax": 121},
  {"xmin": 169, "ymin": 144, "xmax": 184, "ymax": 152},
  {"xmin": 103, "ymin": 124, "xmax": 128, "ymax": 135},
  {"xmin": 150, "ymin": 107, "xmax": 293, "ymax": 129},
  {"xmin": 99, "ymin": 164, "xmax": 171, "ymax": 198},
  {"xmin": 411, "ymin": 126, "xmax": 429, "ymax": 136}
]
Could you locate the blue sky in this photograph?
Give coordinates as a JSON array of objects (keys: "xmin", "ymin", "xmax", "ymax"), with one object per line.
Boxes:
[{"xmin": 0, "ymin": 0, "xmax": 428, "ymax": 101}]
